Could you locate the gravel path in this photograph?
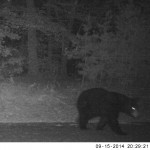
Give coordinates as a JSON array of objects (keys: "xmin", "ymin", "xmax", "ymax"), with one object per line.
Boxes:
[{"xmin": 0, "ymin": 123, "xmax": 149, "ymax": 142}]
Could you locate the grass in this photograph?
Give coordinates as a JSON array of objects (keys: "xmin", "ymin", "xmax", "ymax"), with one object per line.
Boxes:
[
  {"xmin": 0, "ymin": 75, "xmax": 149, "ymax": 123},
  {"xmin": 0, "ymin": 76, "xmax": 80, "ymax": 123}
]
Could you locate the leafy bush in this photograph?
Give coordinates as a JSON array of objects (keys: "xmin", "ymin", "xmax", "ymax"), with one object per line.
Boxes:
[
  {"xmin": 0, "ymin": 5, "xmax": 24, "ymax": 79},
  {"xmin": 66, "ymin": 3, "xmax": 150, "ymax": 89}
]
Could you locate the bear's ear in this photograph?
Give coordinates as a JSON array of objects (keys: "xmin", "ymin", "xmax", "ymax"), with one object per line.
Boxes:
[{"xmin": 133, "ymin": 97, "xmax": 140, "ymax": 103}]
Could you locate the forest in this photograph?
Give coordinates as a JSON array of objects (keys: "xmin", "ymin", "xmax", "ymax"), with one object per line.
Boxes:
[{"xmin": 0, "ymin": 0, "xmax": 150, "ymax": 123}]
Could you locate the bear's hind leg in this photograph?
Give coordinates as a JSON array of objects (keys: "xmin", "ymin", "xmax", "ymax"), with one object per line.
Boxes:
[{"xmin": 78, "ymin": 114, "xmax": 89, "ymax": 129}]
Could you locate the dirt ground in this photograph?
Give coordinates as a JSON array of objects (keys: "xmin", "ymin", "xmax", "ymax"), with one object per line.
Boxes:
[{"xmin": 0, "ymin": 122, "xmax": 149, "ymax": 142}]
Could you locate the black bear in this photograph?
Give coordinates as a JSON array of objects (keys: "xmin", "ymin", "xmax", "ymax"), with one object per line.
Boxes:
[{"xmin": 77, "ymin": 88, "xmax": 139, "ymax": 135}]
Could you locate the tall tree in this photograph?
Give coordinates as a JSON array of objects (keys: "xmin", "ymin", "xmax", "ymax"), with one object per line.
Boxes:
[
  {"xmin": 66, "ymin": 1, "xmax": 150, "ymax": 90},
  {"xmin": 26, "ymin": 0, "xmax": 38, "ymax": 75},
  {"xmin": 60, "ymin": 0, "xmax": 79, "ymax": 77}
]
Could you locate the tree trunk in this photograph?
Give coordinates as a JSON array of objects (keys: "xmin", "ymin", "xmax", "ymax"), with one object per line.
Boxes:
[
  {"xmin": 26, "ymin": 0, "xmax": 38, "ymax": 75},
  {"xmin": 60, "ymin": 0, "xmax": 78, "ymax": 77},
  {"xmin": 47, "ymin": 1, "xmax": 54, "ymax": 75},
  {"xmin": 61, "ymin": 37, "xmax": 67, "ymax": 77},
  {"xmin": 48, "ymin": 36, "xmax": 54, "ymax": 74}
]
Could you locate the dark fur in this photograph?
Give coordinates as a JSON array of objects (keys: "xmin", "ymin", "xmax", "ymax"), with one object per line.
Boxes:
[{"xmin": 77, "ymin": 88, "xmax": 139, "ymax": 135}]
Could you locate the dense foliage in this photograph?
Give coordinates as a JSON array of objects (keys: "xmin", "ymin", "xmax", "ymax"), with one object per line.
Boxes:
[
  {"xmin": 0, "ymin": 0, "xmax": 149, "ymax": 90},
  {"xmin": 0, "ymin": 4, "xmax": 24, "ymax": 78},
  {"xmin": 66, "ymin": 2, "xmax": 150, "ymax": 89}
]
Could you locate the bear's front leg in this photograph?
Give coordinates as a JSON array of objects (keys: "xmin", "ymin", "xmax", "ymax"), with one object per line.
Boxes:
[
  {"xmin": 96, "ymin": 117, "xmax": 108, "ymax": 130},
  {"xmin": 108, "ymin": 118, "xmax": 127, "ymax": 135}
]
